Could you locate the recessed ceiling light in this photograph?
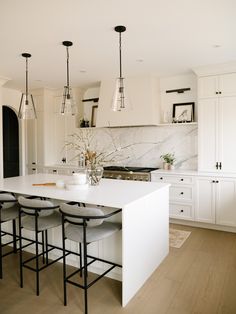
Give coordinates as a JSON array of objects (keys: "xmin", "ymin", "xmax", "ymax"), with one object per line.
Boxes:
[
  {"xmin": 35, "ymin": 79, "xmax": 42, "ymax": 82},
  {"xmin": 80, "ymin": 70, "xmax": 87, "ymax": 73},
  {"xmin": 136, "ymin": 59, "xmax": 144, "ymax": 62},
  {"xmin": 212, "ymin": 44, "xmax": 221, "ymax": 48}
]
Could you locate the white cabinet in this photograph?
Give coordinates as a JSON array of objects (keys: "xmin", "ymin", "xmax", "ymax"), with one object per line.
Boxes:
[
  {"xmin": 195, "ymin": 177, "xmax": 236, "ymax": 227},
  {"xmin": 198, "ymin": 73, "xmax": 236, "ymax": 173},
  {"xmin": 96, "ymin": 77, "xmax": 161, "ymax": 127},
  {"xmin": 152, "ymin": 173, "xmax": 194, "ymax": 221},
  {"xmin": 198, "ymin": 73, "xmax": 236, "ymax": 98}
]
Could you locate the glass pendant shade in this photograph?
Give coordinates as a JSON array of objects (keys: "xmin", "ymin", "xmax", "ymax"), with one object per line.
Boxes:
[
  {"xmin": 112, "ymin": 77, "xmax": 126, "ymax": 111},
  {"xmin": 18, "ymin": 94, "xmax": 37, "ymax": 119},
  {"xmin": 18, "ymin": 53, "xmax": 36, "ymax": 120},
  {"xmin": 61, "ymin": 86, "xmax": 77, "ymax": 115},
  {"xmin": 61, "ymin": 41, "xmax": 77, "ymax": 115}
]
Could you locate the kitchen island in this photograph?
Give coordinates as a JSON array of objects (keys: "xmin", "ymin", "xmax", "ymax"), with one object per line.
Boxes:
[{"xmin": 0, "ymin": 173, "xmax": 169, "ymax": 307}]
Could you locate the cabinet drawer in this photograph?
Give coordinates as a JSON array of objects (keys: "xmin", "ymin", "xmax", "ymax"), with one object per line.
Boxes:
[
  {"xmin": 153, "ymin": 175, "xmax": 193, "ymax": 185},
  {"xmin": 170, "ymin": 203, "xmax": 193, "ymax": 220},
  {"xmin": 170, "ymin": 186, "xmax": 193, "ymax": 201}
]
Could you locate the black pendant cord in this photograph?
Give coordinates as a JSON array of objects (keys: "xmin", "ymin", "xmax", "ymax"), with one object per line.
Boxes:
[
  {"xmin": 66, "ymin": 46, "xmax": 70, "ymax": 89},
  {"xmin": 119, "ymin": 32, "xmax": 122, "ymax": 79},
  {"xmin": 25, "ymin": 57, "xmax": 29, "ymax": 102}
]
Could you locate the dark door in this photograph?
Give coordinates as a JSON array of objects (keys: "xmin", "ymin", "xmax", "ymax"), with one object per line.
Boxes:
[{"xmin": 3, "ymin": 106, "xmax": 19, "ymax": 178}]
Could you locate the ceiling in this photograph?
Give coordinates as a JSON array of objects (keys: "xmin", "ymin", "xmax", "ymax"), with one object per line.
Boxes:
[{"xmin": 1, "ymin": 0, "xmax": 236, "ymax": 91}]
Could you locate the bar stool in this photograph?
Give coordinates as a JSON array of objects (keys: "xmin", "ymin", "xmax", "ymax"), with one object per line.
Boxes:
[
  {"xmin": 60, "ymin": 203, "xmax": 122, "ymax": 314},
  {"xmin": 18, "ymin": 196, "xmax": 62, "ymax": 295},
  {"xmin": 0, "ymin": 192, "xmax": 19, "ymax": 279}
]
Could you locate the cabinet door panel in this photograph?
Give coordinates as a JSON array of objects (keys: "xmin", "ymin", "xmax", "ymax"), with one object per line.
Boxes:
[
  {"xmin": 198, "ymin": 76, "xmax": 217, "ymax": 98},
  {"xmin": 198, "ymin": 99, "xmax": 218, "ymax": 171},
  {"xmin": 195, "ymin": 178, "xmax": 215, "ymax": 223},
  {"xmin": 218, "ymin": 97, "xmax": 236, "ymax": 172},
  {"xmin": 216, "ymin": 179, "xmax": 236, "ymax": 226},
  {"xmin": 219, "ymin": 73, "xmax": 236, "ymax": 97}
]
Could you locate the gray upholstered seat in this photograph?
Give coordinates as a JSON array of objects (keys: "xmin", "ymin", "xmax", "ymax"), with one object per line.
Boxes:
[
  {"xmin": 60, "ymin": 203, "xmax": 121, "ymax": 243},
  {"xmin": 0, "ymin": 193, "xmax": 18, "ymax": 222},
  {"xmin": 18, "ymin": 196, "xmax": 61, "ymax": 232}
]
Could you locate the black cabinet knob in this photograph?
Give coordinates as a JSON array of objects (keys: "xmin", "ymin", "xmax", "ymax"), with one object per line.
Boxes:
[
  {"xmin": 216, "ymin": 180, "xmax": 219, "ymax": 183},
  {"xmin": 212, "ymin": 180, "xmax": 215, "ymax": 183},
  {"xmin": 180, "ymin": 209, "xmax": 184, "ymax": 213},
  {"xmin": 216, "ymin": 91, "xmax": 219, "ymax": 94},
  {"xmin": 219, "ymin": 91, "xmax": 222, "ymax": 94},
  {"xmin": 180, "ymin": 178, "xmax": 184, "ymax": 181},
  {"xmin": 180, "ymin": 192, "xmax": 184, "ymax": 195},
  {"xmin": 160, "ymin": 177, "xmax": 163, "ymax": 180}
]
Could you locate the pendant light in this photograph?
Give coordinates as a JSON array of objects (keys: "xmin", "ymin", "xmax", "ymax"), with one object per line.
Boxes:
[
  {"xmin": 61, "ymin": 41, "xmax": 76, "ymax": 115},
  {"xmin": 112, "ymin": 25, "xmax": 128, "ymax": 111},
  {"xmin": 18, "ymin": 53, "xmax": 37, "ymax": 119}
]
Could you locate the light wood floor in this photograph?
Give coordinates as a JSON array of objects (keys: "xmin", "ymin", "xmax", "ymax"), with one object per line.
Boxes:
[{"xmin": 1, "ymin": 224, "xmax": 236, "ymax": 314}]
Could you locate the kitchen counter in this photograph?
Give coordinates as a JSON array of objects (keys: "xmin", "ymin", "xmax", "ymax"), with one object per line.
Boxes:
[
  {"xmin": 152, "ymin": 169, "xmax": 236, "ymax": 178},
  {"xmin": 0, "ymin": 173, "xmax": 169, "ymax": 307}
]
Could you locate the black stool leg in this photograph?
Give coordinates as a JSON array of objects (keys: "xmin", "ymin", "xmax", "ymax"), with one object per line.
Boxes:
[
  {"xmin": 45, "ymin": 230, "xmax": 49, "ymax": 265},
  {"xmin": 79, "ymin": 243, "xmax": 82, "ymax": 277},
  {"xmin": 0, "ymin": 219, "xmax": 2, "ymax": 279},
  {"xmin": 19, "ymin": 212, "xmax": 23, "ymax": 288},
  {"xmin": 35, "ymin": 215, "xmax": 40, "ymax": 296},
  {"xmin": 62, "ymin": 216, "xmax": 67, "ymax": 306},
  {"xmin": 12, "ymin": 219, "xmax": 17, "ymax": 253},
  {"xmin": 83, "ymin": 222, "xmax": 88, "ymax": 314},
  {"xmin": 42, "ymin": 231, "xmax": 45, "ymax": 264}
]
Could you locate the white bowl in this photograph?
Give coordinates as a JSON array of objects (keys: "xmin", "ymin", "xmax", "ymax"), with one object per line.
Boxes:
[{"xmin": 65, "ymin": 182, "xmax": 89, "ymax": 191}]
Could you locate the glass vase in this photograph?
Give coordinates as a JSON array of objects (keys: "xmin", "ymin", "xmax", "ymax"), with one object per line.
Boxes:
[{"xmin": 87, "ymin": 165, "xmax": 104, "ymax": 186}]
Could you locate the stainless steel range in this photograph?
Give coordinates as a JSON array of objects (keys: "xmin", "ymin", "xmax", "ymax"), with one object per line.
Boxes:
[{"xmin": 103, "ymin": 166, "xmax": 159, "ymax": 181}]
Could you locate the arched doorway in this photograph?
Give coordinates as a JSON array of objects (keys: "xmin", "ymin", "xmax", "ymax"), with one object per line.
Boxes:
[{"xmin": 2, "ymin": 106, "xmax": 19, "ymax": 178}]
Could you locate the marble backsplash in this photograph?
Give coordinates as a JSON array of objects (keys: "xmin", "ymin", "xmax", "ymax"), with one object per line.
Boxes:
[{"xmin": 70, "ymin": 124, "xmax": 197, "ymax": 170}]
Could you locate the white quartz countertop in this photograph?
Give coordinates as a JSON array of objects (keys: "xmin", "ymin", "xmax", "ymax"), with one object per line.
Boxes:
[
  {"xmin": 151, "ymin": 169, "xmax": 236, "ymax": 178},
  {"xmin": 0, "ymin": 174, "xmax": 169, "ymax": 208}
]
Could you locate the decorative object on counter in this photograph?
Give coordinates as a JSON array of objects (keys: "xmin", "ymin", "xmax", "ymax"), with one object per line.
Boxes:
[
  {"xmin": 56, "ymin": 180, "xmax": 65, "ymax": 189},
  {"xmin": 160, "ymin": 153, "xmax": 176, "ymax": 170},
  {"xmin": 32, "ymin": 182, "xmax": 56, "ymax": 186},
  {"xmin": 172, "ymin": 102, "xmax": 194, "ymax": 123},
  {"xmin": 18, "ymin": 53, "xmax": 37, "ymax": 119},
  {"xmin": 80, "ymin": 118, "xmax": 89, "ymax": 128},
  {"xmin": 87, "ymin": 164, "xmax": 104, "ymax": 186},
  {"xmin": 66, "ymin": 129, "xmax": 160, "ymax": 166},
  {"xmin": 61, "ymin": 41, "xmax": 77, "ymax": 116},
  {"xmin": 112, "ymin": 25, "xmax": 129, "ymax": 111}
]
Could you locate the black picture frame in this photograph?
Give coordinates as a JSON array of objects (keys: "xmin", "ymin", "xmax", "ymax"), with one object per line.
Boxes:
[{"xmin": 172, "ymin": 102, "xmax": 194, "ymax": 123}]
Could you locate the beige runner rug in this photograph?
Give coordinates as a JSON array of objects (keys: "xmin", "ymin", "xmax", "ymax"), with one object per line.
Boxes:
[{"xmin": 169, "ymin": 228, "xmax": 191, "ymax": 248}]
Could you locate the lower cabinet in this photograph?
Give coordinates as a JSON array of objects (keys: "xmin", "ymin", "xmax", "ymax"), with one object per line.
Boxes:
[
  {"xmin": 196, "ymin": 177, "xmax": 236, "ymax": 227},
  {"xmin": 151, "ymin": 173, "xmax": 194, "ymax": 221},
  {"xmin": 152, "ymin": 172, "xmax": 236, "ymax": 228}
]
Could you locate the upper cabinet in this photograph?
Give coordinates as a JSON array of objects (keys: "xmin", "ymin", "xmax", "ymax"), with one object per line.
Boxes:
[
  {"xmin": 96, "ymin": 77, "xmax": 161, "ymax": 127},
  {"xmin": 198, "ymin": 73, "xmax": 236, "ymax": 173},
  {"xmin": 198, "ymin": 73, "xmax": 236, "ymax": 98}
]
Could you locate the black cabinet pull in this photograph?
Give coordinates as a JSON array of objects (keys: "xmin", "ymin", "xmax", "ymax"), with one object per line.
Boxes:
[
  {"xmin": 32, "ymin": 168, "xmax": 36, "ymax": 171},
  {"xmin": 219, "ymin": 91, "xmax": 222, "ymax": 94},
  {"xmin": 212, "ymin": 180, "xmax": 215, "ymax": 183},
  {"xmin": 180, "ymin": 192, "xmax": 184, "ymax": 195},
  {"xmin": 216, "ymin": 180, "xmax": 219, "ymax": 183},
  {"xmin": 219, "ymin": 162, "xmax": 222, "ymax": 170},
  {"xmin": 180, "ymin": 209, "xmax": 184, "ymax": 213},
  {"xmin": 53, "ymin": 169, "xmax": 57, "ymax": 173},
  {"xmin": 216, "ymin": 162, "xmax": 219, "ymax": 169},
  {"xmin": 160, "ymin": 177, "xmax": 163, "ymax": 180},
  {"xmin": 216, "ymin": 91, "xmax": 219, "ymax": 94},
  {"xmin": 180, "ymin": 178, "xmax": 184, "ymax": 181}
]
